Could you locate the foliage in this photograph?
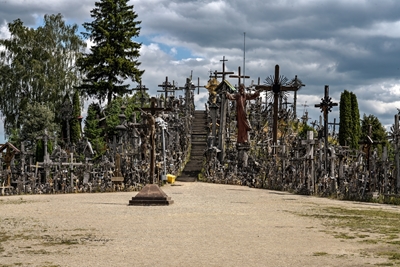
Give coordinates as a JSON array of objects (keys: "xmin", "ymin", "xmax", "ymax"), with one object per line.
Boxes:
[
  {"xmin": 19, "ymin": 102, "xmax": 59, "ymax": 151},
  {"xmin": 298, "ymin": 123, "xmax": 316, "ymax": 139},
  {"xmin": 84, "ymin": 103, "xmax": 106, "ymax": 156},
  {"xmin": 360, "ymin": 114, "xmax": 388, "ymax": 155},
  {"xmin": 0, "ymin": 14, "xmax": 85, "ymax": 137},
  {"xmin": 70, "ymin": 91, "xmax": 82, "ymax": 144},
  {"xmin": 77, "ymin": 0, "xmax": 144, "ymax": 106},
  {"xmin": 339, "ymin": 90, "xmax": 360, "ymax": 149}
]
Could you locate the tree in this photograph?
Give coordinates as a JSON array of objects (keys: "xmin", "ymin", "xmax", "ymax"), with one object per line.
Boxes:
[
  {"xmin": 360, "ymin": 114, "xmax": 388, "ymax": 155},
  {"xmin": 78, "ymin": 0, "xmax": 144, "ymax": 106},
  {"xmin": 339, "ymin": 90, "xmax": 360, "ymax": 149},
  {"xmin": 19, "ymin": 102, "xmax": 59, "ymax": 150},
  {"xmin": 70, "ymin": 91, "xmax": 82, "ymax": 144},
  {"xmin": 0, "ymin": 14, "xmax": 85, "ymax": 137}
]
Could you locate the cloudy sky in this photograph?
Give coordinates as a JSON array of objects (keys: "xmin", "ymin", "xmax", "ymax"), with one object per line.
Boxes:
[{"xmin": 1, "ymin": 0, "xmax": 400, "ymax": 143}]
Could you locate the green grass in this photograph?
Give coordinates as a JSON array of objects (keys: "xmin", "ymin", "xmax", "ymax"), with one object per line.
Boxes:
[{"xmin": 297, "ymin": 206, "xmax": 400, "ymax": 263}]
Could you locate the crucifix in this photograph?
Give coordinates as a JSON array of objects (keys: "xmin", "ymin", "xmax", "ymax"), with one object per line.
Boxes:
[
  {"xmin": 136, "ymin": 97, "xmax": 171, "ymax": 184},
  {"xmin": 256, "ymin": 65, "xmax": 304, "ymax": 147},
  {"xmin": 314, "ymin": 85, "xmax": 338, "ymax": 171},
  {"xmin": 131, "ymin": 80, "xmax": 149, "ymax": 108}
]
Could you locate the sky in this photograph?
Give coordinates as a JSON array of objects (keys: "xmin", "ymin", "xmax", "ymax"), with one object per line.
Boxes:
[{"xmin": 1, "ymin": 0, "xmax": 400, "ymax": 143}]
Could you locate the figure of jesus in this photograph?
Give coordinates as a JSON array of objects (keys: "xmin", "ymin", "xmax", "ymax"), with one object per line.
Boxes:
[{"xmin": 226, "ymin": 84, "xmax": 260, "ymax": 144}]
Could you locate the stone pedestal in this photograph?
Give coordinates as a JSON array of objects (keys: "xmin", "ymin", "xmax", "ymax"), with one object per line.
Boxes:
[
  {"xmin": 128, "ymin": 184, "xmax": 173, "ymax": 206},
  {"xmin": 237, "ymin": 143, "xmax": 250, "ymax": 168}
]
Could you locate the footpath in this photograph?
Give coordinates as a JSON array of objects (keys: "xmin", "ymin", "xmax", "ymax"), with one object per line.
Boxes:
[{"xmin": 1, "ymin": 182, "xmax": 399, "ymax": 267}]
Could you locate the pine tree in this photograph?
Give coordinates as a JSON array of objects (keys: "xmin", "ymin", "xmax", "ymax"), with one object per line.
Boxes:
[
  {"xmin": 78, "ymin": 0, "xmax": 144, "ymax": 106},
  {"xmin": 338, "ymin": 90, "xmax": 361, "ymax": 149},
  {"xmin": 70, "ymin": 90, "xmax": 82, "ymax": 144},
  {"xmin": 339, "ymin": 90, "xmax": 353, "ymax": 147},
  {"xmin": 350, "ymin": 91, "xmax": 360, "ymax": 148}
]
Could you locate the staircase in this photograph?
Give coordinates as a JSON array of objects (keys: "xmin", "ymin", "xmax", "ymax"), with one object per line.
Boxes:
[{"xmin": 177, "ymin": 110, "xmax": 208, "ymax": 182}]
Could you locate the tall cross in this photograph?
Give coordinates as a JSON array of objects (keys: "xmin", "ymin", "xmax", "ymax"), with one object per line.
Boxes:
[
  {"xmin": 135, "ymin": 98, "xmax": 171, "ymax": 184},
  {"xmin": 229, "ymin": 66, "xmax": 250, "ymax": 88},
  {"xmin": 214, "ymin": 56, "xmax": 234, "ymax": 81},
  {"xmin": 314, "ymin": 85, "xmax": 338, "ymax": 170},
  {"xmin": 132, "ymin": 80, "xmax": 149, "ymax": 108},
  {"xmin": 157, "ymin": 77, "xmax": 176, "ymax": 105},
  {"xmin": 256, "ymin": 65, "xmax": 303, "ymax": 146}
]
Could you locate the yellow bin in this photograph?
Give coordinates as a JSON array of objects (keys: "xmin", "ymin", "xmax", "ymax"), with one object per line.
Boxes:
[{"xmin": 167, "ymin": 174, "xmax": 176, "ymax": 184}]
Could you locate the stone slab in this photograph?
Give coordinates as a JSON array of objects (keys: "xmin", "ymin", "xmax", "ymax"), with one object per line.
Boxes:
[{"xmin": 128, "ymin": 184, "xmax": 173, "ymax": 206}]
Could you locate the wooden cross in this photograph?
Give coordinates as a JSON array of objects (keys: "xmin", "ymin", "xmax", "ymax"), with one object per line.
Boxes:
[
  {"xmin": 135, "ymin": 98, "xmax": 171, "ymax": 184},
  {"xmin": 229, "ymin": 66, "xmax": 250, "ymax": 88},
  {"xmin": 328, "ymin": 118, "xmax": 340, "ymax": 136},
  {"xmin": 314, "ymin": 85, "xmax": 338, "ymax": 170},
  {"xmin": 157, "ymin": 77, "xmax": 176, "ymax": 105},
  {"xmin": 256, "ymin": 65, "xmax": 302, "ymax": 146},
  {"xmin": 131, "ymin": 80, "xmax": 149, "ymax": 108},
  {"xmin": 214, "ymin": 56, "xmax": 234, "ymax": 81}
]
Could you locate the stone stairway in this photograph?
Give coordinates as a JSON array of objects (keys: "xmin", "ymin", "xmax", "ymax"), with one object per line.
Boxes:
[{"xmin": 177, "ymin": 110, "xmax": 208, "ymax": 182}]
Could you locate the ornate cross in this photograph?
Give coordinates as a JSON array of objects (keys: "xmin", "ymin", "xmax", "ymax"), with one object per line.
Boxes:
[
  {"xmin": 315, "ymin": 85, "xmax": 338, "ymax": 170},
  {"xmin": 256, "ymin": 65, "xmax": 304, "ymax": 146}
]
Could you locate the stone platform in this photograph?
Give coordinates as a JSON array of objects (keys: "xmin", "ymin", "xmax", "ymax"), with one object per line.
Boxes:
[{"xmin": 128, "ymin": 184, "xmax": 173, "ymax": 206}]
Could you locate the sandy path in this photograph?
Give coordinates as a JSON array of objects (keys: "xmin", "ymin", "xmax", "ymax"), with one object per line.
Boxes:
[{"xmin": 1, "ymin": 182, "xmax": 399, "ymax": 267}]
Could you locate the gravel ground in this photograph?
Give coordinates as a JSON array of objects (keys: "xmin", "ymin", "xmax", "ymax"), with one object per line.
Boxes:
[{"xmin": 1, "ymin": 182, "xmax": 399, "ymax": 267}]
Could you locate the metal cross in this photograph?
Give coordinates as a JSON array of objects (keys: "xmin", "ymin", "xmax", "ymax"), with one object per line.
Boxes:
[
  {"xmin": 229, "ymin": 66, "xmax": 250, "ymax": 88},
  {"xmin": 314, "ymin": 85, "xmax": 338, "ymax": 171},
  {"xmin": 131, "ymin": 80, "xmax": 149, "ymax": 108},
  {"xmin": 256, "ymin": 65, "xmax": 304, "ymax": 146}
]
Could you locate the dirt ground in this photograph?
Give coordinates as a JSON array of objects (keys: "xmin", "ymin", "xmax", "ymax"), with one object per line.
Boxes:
[{"xmin": 1, "ymin": 182, "xmax": 400, "ymax": 267}]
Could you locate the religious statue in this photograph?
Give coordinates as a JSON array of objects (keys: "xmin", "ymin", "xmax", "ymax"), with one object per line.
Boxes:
[
  {"xmin": 205, "ymin": 77, "xmax": 220, "ymax": 104},
  {"xmin": 226, "ymin": 84, "xmax": 260, "ymax": 144}
]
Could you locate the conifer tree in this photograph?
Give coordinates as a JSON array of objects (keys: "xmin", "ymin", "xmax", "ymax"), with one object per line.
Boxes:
[
  {"xmin": 78, "ymin": 0, "xmax": 144, "ymax": 106},
  {"xmin": 338, "ymin": 90, "xmax": 361, "ymax": 149},
  {"xmin": 339, "ymin": 90, "xmax": 353, "ymax": 147},
  {"xmin": 70, "ymin": 91, "xmax": 82, "ymax": 144}
]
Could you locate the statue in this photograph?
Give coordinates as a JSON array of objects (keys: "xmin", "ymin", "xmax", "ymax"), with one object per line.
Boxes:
[
  {"xmin": 205, "ymin": 77, "xmax": 220, "ymax": 104},
  {"xmin": 226, "ymin": 84, "xmax": 260, "ymax": 144}
]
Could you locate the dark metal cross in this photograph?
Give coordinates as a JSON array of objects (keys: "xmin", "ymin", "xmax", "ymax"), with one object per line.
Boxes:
[
  {"xmin": 315, "ymin": 85, "xmax": 338, "ymax": 170},
  {"xmin": 157, "ymin": 77, "xmax": 176, "ymax": 105},
  {"xmin": 256, "ymin": 65, "xmax": 303, "ymax": 146},
  {"xmin": 214, "ymin": 56, "xmax": 234, "ymax": 81},
  {"xmin": 229, "ymin": 66, "xmax": 250, "ymax": 88},
  {"xmin": 131, "ymin": 80, "xmax": 149, "ymax": 108}
]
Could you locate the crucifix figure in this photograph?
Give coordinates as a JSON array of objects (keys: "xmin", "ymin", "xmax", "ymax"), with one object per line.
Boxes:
[
  {"xmin": 256, "ymin": 65, "xmax": 305, "ymax": 146},
  {"xmin": 136, "ymin": 97, "xmax": 171, "ymax": 184},
  {"xmin": 226, "ymin": 84, "xmax": 260, "ymax": 144}
]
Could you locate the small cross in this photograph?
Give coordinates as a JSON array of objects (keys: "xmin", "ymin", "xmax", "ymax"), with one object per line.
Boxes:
[{"xmin": 131, "ymin": 80, "xmax": 149, "ymax": 108}]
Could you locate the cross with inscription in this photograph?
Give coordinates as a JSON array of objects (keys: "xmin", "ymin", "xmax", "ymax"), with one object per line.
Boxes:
[
  {"xmin": 314, "ymin": 85, "xmax": 338, "ymax": 170},
  {"xmin": 131, "ymin": 80, "xmax": 149, "ymax": 108},
  {"xmin": 256, "ymin": 65, "xmax": 304, "ymax": 147}
]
